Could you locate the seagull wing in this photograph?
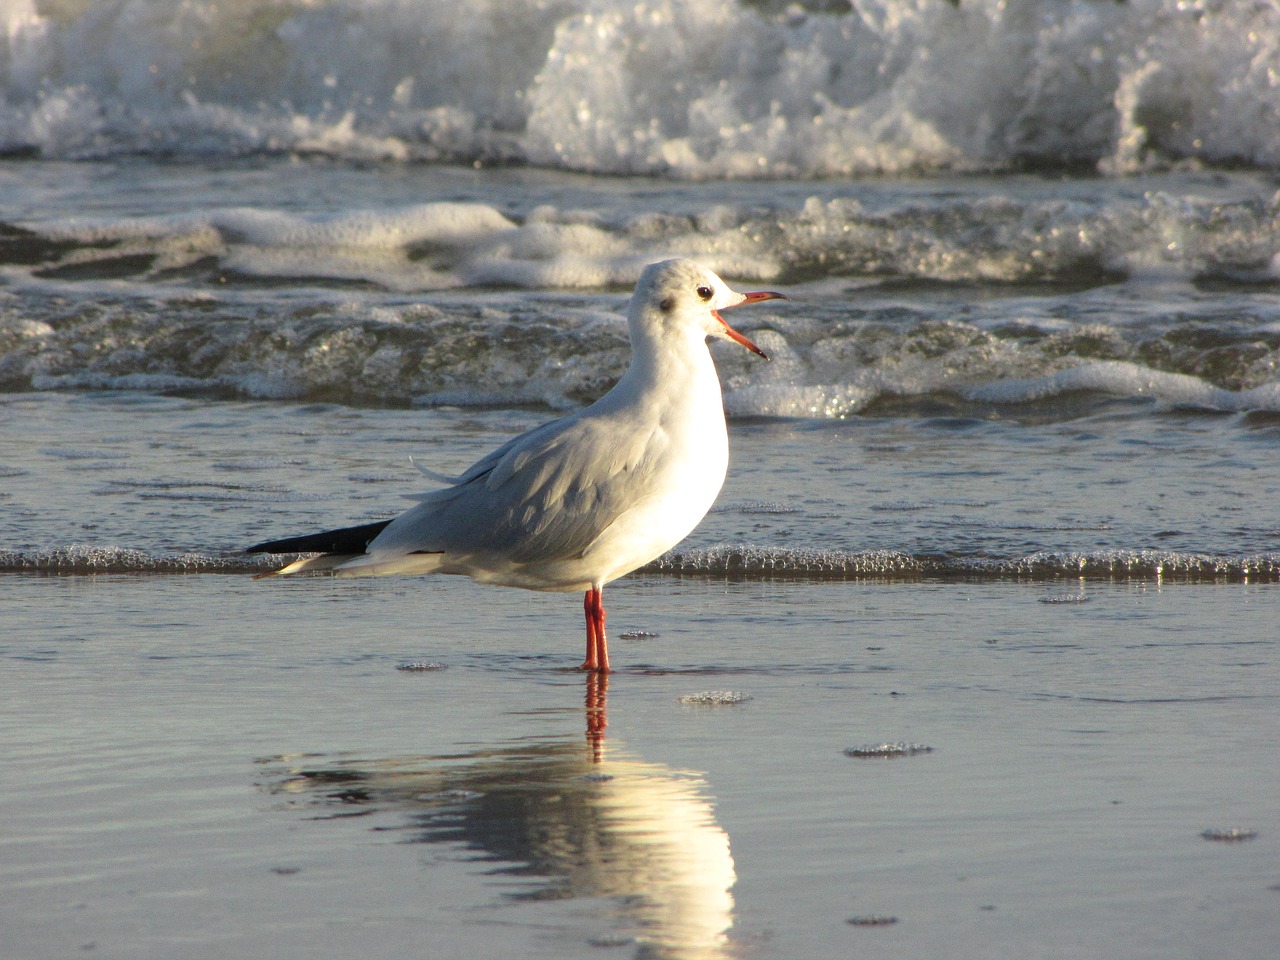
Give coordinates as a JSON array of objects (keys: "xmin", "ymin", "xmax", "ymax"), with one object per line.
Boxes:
[{"xmin": 364, "ymin": 408, "xmax": 667, "ymax": 567}]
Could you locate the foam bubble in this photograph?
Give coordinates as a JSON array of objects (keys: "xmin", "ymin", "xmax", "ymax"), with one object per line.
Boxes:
[
  {"xmin": 396, "ymin": 661, "xmax": 447, "ymax": 672},
  {"xmin": 0, "ymin": 545, "xmax": 275, "ymax": 574},
  {"xmin": 677, "ymin": 691, "xmax": 752, "ymax": 705},
  {"xmin": 1199, "ymin": 828, "xmax": 1258, "ymax": 843},
  {"xmin": 644, "ymin": 546, "xmax": 1280, "ymax": 583},
  {"xmin": 645, "ymin": 546, "xmax": 924, "ymax": 578},
  {"xmin": 844, "ymin": 743, "xmax": 934, "ymax": 759}
]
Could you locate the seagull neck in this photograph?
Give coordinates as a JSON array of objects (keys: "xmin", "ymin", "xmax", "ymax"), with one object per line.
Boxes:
[{"xmin": 622, "ymin": 326, "xmax": 720, "ymax": 397}]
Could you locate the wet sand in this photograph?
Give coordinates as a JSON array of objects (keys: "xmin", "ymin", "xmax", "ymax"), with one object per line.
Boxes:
[{"xmin": 3, "ymin": 570, "xmax": 1277, "ymax": 959}]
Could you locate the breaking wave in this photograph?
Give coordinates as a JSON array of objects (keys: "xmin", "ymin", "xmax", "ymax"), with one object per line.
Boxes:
[
  {"xmin": 4, "ymin": 286, "xmax": 1278, "ymax": 414},
  {"xmin": 4, "ymin": 0, "xmax": 1280, "ymax": 177},
  {"xmin": 8, "ymin": 184, "xmax": 1280, "ymax": 291},
  {"xmin": 3, "ymin": 183, "xmax": 1279, "ymax": 415}
]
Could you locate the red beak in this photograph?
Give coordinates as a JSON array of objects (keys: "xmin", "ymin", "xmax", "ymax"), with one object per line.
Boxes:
[{"xmin": 715, "ymin": 290, "xmax": 789, "ymax": 360}]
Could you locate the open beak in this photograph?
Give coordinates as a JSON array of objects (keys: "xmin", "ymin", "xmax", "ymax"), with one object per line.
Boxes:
[{"xmin": 715, "ymin": 290, "xmax": 789, "ymax": 361}]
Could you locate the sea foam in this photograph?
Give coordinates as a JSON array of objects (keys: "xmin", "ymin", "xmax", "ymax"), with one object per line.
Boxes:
[
  {"xmin": 963, "ymin": 362, "xmax": 1280, "ymax": 413},
  {"xmin": 3, "ymin": 0, "xmax": 1279, "ymax": 176}
]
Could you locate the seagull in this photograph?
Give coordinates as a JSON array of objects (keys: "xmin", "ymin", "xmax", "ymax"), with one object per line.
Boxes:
[{"xmin": 248, "ymin": 258, "xmax": 787, "ymax": 672}]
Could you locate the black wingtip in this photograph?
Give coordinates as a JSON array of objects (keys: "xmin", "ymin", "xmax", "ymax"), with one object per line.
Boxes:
[{"xmin": 247, "ymin": 519, "xmax": 393, "ymax": 556}]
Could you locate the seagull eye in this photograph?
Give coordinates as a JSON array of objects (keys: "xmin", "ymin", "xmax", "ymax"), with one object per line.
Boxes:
[{"xmin": 696, "ymin": 285, "xmax": 714, "ymax": 301}]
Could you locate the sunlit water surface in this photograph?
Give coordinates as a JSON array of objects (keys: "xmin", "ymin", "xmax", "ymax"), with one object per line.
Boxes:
[{"xmin": 2, "ymin": 392, "xmax": 1277, "ymax": 960}]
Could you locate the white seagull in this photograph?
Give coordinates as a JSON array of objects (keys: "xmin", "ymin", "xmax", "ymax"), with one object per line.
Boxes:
[{"xmin": 248, "ymin": 258, "xmax": 787, "ymax": 672}]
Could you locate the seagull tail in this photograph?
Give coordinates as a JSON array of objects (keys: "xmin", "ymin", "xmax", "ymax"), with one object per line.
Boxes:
[
  {"xmin": 253, "ymin": 553, "xmax": 361, "ymax": 579},
  {"xmin": 330, "ymin": 551, "xmax": 448, "ymax": 578},
  {"xmin": 247, "ymin": 519, "xmax": 393, "ymax": 578}
]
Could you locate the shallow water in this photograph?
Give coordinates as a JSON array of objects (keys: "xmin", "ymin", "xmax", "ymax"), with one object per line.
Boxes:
[
  {"xmin": 3, "ymin": 387, "xmax": 1279, "ymax": 958},
  {"xmin": 3, "ymin": 569, "xmax": 1277, "ymax": 959},
  {"xmin": 3, "ymin": 391, "xmax": 1277, "ymax": 579}
]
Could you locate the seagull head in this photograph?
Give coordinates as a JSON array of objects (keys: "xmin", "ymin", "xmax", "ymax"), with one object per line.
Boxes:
[{"xmin": 632, "ymin": 259, "xmax": 788, "ymax": 361}]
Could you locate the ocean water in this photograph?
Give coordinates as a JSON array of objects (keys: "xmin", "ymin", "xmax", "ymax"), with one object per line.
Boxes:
[{"xmin": 3, "ymin": 2, "xmax": 1279, "ymax": 958}]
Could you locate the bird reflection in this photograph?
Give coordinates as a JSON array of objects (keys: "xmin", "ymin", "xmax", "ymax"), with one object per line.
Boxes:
[
  {"xmin": 585, "ymin": 670, "xmax": 608, "ymax": 759},
  {"xmin": 263, "ymin": 702, "xmax": 735, "ymax": 958}
]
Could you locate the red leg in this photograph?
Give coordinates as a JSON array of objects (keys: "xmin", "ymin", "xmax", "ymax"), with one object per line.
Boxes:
[
  {"xmin": 580, "ymin": 589, "xmax": 598, "ymax": 671},
  {"xmin": 579, "ymin": 586, "xmax": 610, "ymax": 673},
  {"xmin": 593, "ymin": 587, "xmax": 610, "ymax": 673}
]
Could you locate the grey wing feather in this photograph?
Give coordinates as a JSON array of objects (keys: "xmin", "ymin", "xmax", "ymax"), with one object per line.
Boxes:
[
  {"xmin": 409, "ymin": 457, "xmax": 464, "ymax": 485},
  {"xmin": 402, "ymin": 416, "xmax": 567, "ymax": 502},
  {"xmin": 371, "ymin": 412, "xmax": 663, "ymax": 564}
]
